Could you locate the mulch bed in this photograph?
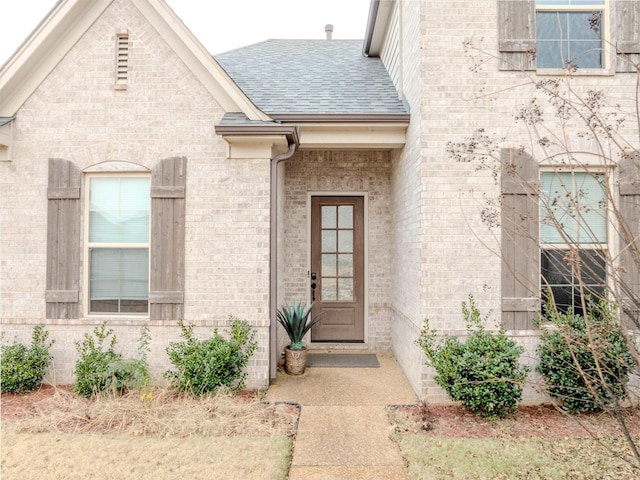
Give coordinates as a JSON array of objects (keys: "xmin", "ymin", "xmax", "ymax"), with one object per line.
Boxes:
[{"xmin": 387, "ymin": 403, "xmax": 640, "ymax": 439}]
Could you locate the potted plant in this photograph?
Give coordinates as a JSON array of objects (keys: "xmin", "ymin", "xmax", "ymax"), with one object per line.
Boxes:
[{"xmin": 276, "ymin": 301, "xmax": 320, "ymax": 375}]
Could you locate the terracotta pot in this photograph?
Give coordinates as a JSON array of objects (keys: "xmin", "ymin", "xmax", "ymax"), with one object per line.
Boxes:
[{"xmin": 284, "ymin": 346, "xmax": 308, "ymax": 375}]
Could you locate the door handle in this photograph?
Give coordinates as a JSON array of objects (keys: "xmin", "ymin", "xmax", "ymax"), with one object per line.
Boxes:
[{"xmin": 311, "ymin": 272, "xmax": 317, "ymax": 301}]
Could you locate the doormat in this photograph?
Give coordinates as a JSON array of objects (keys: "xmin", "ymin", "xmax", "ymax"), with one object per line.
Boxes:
[{"xmin": 307, "ymin": 353, "xmax": 379, "ymax": 368}]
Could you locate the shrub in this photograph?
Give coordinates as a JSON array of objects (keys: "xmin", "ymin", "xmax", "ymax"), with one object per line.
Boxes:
[
  {"xmin": 74, "ymin": 323, "xmax": 151, "ymax": 397},
  {"xmin": 536, "ymin": 298, "xmax": 636, "ymax": 413},
  {"xmin": 165, "ymin": 317, "xmax": 257, "ymax": 395},
  {"xmin": 416, "ymin": 295, "xmax": 529, "ymax": 418},
  {"xmin": 1, "ymin": 325, "xmax": 54, "ymax": 393}
]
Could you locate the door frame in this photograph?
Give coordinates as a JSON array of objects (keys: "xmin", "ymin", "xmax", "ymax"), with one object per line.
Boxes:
[{"xmin": 307, "ymin": 192, "xmax": 369, "ymax": 344}]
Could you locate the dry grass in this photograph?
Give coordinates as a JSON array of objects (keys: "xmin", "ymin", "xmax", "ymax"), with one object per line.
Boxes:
[
  {"xmin": 2, "ymin": 430, "xmax": 292, "ymax": 480},
  {"xmin": 4, "ymin": 386, "xmax": 299, "ymax": 437},
  {"xmin": 397, "ymin": 435, "xmax": 639, "ymax": 479},
  {"xmin": 1, "ymin": 386, "xmax": 297, "ymax": 480}
]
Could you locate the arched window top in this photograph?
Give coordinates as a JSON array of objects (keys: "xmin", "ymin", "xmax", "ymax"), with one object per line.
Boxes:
[{"xmin": 84, "ymin": 161, "xmax": 149, "ymax": 173}]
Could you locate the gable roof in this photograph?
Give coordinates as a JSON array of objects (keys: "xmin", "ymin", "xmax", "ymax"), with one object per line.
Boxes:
[
  {"xmin": 0, "ymin": 0, "xmax": 267, "ymax": 121},
  {"xmin": 215, "ymin": 39, "xmax": 408, "ymax": 122}
]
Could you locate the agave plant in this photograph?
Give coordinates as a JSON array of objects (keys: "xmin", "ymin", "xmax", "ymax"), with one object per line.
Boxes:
[{"xmin": 276, "ymin": 301, "xmax": 320, "ymax": 350}]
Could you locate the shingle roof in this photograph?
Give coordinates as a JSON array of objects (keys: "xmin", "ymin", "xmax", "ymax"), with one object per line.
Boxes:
[{"xmin": 215, "ymin": 39, "xmax": 407, "ymax": 117}]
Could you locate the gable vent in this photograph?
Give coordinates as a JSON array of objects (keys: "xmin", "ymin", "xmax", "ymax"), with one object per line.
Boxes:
[{"xmin": 115, "ymin": 32, "xmax": 129, "ymax": 89}]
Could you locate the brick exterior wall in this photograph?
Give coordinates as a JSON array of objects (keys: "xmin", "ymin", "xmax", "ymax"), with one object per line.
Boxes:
[
  {"xmin": 2, "ymin": 0, "xmax": 638, "ymax": 400},
  {"xmin": 390, "ymin": 0, "xmax": 640, "ymax": 402},
  {"xmin": 0, "ymin": 0, "xmax": 270, "ymax": 388}
]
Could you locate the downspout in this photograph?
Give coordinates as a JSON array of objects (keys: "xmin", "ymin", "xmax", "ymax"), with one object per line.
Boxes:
[{"xmin": 270, "ymin": 140, "xmax": 298, "ymax": 379}]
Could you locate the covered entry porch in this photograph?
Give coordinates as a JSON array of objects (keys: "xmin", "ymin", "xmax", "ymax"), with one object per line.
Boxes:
[{"xmin": 276, "ymin": 149, "xmax": 396, "ymax": 359}]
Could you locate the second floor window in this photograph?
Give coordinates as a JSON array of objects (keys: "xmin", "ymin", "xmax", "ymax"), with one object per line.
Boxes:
[{"xmin": 536, "ymin": 0, "xmax": 605, "ymax": 69}]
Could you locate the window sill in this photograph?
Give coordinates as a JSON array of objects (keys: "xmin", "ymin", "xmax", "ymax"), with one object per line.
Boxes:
[{"xmin": 535, "ymin": 68, "xmax": 615, "ymax": 77}]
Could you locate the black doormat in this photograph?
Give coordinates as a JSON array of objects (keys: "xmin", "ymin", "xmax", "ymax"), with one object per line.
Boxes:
[{"xmin": 307, "ymin": 353, "xmax": 379, "ymax": 368}]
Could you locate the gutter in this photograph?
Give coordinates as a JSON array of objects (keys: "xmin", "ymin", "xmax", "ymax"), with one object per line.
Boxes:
[
  {"xmin": 269, "ymin": 139, "xmax": 299, "ymax": 379},
  {"xmin": 269, "ymin": 112, "xmax": 410, "ymax": 123},
  {"xmin": 214, "ymin": 124, "xmax": 300, "ymax": 136}
]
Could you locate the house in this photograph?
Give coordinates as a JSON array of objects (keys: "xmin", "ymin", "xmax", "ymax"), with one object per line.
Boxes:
[{"xmin": 1, "ymin": 0, "xmax": 638, "ymax": 402}]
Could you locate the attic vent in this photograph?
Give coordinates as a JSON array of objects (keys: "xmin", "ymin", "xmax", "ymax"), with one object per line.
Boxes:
[{"xmin": 115, "ymin": 32, "xmax": 129, "ymax": 89}]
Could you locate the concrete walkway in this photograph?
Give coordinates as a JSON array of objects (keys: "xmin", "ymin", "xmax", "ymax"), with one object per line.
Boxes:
[{"xmin": 264, "ymin": 351, "xmax": 418, "ymax": 480}]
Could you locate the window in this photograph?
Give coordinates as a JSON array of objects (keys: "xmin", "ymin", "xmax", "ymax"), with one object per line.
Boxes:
[
  {"xmin": 87, "ymin": 175, "xmax": 150, "ymax": 314},
  {"xmin": 321, "ymin": 204, "xmax": 355, "ymax": 301},
  {"xmin": 499, "ymin": 1, "xmax": 639, "ymax": 72},
  {"xmin": 540, "ymin": 171, "xmax": 608, "ymax": 314},
  {"xmin": 536, "ymin": 0, "xmax": 605, "ymax": 69}
]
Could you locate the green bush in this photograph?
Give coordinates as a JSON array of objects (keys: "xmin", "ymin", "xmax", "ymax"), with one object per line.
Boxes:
[
  {"xmin": 417, "ymin": 295, "xmax": 529, "ymax": 418},
  {"xmin": 536, "ymin": 298, "xmax": 636, "ymax": 413},
  {"xmin": 74, "ymin": 323, "xmax": 151, "ymax": 397},
  {"xmin": 165, "ymin": 317, "xmax": 257, "ymax": 395},
  {"xmin": 1, "ymin": 325, "xmax": 54, "ymax": 393}
]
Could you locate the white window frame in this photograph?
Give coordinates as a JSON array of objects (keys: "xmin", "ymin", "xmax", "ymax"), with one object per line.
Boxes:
[
  {"xmin": 83, "ymin": 172, "xmax": 150, "ymax": 317},
  {"xmin": 535, "ymin": 0, "xmax": 611, "ymax": 73},
  {"xmin": 539, "ymin": 167, "xmax": 613, "ymax": 313}
]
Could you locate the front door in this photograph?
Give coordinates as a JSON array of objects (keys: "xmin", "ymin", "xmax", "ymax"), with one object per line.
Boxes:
[{"xmin": 310, "ymin": 196, "xmax": 364, "ymax": 342}]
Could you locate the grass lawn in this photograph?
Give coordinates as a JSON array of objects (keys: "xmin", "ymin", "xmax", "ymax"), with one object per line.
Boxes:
[
  {"xmin": 1, "ymin": 387, "xmax": 297, "ymax": 480},
  {"xmin": 396, "ymin": 435, "xmax": 638, "ymax": 479},
  {"xmin": 1, "ymin": 430, "xmax": 291, "ymax": 480}
]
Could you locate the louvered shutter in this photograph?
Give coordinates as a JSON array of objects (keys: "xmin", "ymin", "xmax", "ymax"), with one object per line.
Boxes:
[
  {"xmin": 615, "ymin": 1, "xmax": 640, "ymax": 73},
  {"xmin": 501, "ymin": 148, "xmax": 540, "ymax": 329},
  {"xmin": 498, "ymin": 0, "xmax": 536, "ymax": 71},
  {"xmin": 46, "ymin": 159, "xmax": 81, "ymax": 319},
  {"xmin": 149, "ymin": 157, "xmax": 186, "ymax": 321},
  {"xmin": 619, "ymin": 153, "xmax": 640, "ymax": 329}
]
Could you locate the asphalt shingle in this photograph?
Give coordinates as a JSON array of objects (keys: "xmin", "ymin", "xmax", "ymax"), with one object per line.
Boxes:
[{"xmin": 215, "ymin": 40, "xmax": 407, "ymax": 117}]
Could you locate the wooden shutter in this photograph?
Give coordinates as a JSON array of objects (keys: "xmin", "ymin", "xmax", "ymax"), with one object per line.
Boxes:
[
  {"xmin": 498, "ymin": 0, "xmax": 536, "ymax": 71},
  {"xmin": 46, "ymin": 158, "xmax": 81, "ymax": 319},
  {"xmin": 615, "ymin": 1, "xmax": 640, "ymax": 73},
  {"xmin": 501, "ymin": 148, "xmax": 540, "ymax": 329},
  {"xmin": 619, "ymin": 153, "xmax": 640, "ymax": 329},
  {"xmin": 149, "ymin": 157, "xmax": 186, "ymax": 321}
]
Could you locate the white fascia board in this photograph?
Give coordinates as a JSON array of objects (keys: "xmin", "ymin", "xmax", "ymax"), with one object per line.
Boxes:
[
  {"xmin": 364, "ymin": 0, "xmax": 395, "ymax": 56},
  {"xmin": 137, "ymin": 0, "xmax": 270, "ymax": 121},
  {"xmin": 297, "ymin": 123, "xmax": 408, "ymax": 149}
]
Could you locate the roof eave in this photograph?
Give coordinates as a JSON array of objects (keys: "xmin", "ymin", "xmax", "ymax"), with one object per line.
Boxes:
[
  {"xmin": 215, "ymin": 118, "xmax": 409, "ymax": 150},
  {"xmin": 214, "ymin": 123, "xmax": 300, "ymax": 145}
]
